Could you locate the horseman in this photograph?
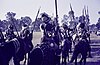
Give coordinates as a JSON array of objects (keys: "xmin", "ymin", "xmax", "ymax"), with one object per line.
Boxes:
[
  {"xmin": 62, "ymin": 23, "xmax": 70, "ymax": 64},
  {"xmin": 0, "ymin": 28, "xmax": 5, "ymax": 45},
  {"xmin": 40, "ymin": 12, "xmax": 61, "ymax": 65},
  {"xmin": 19, "ymin": 23, "xmax": 33, "ymax": 65},
  {"xmin": 20, "ymin": 23, "xmax": 33, "ymax": 53},
  {"xmin": 63, "ymin": 23, "xmax": 73, "ymax": 53},
  {"xmin": 5, "ymin": 25, "xmax": 16, "ymax": 41},
  {"xmin": 78, "ymin": 15, "xmax": 89, "ymax": 42},
  {"xmin": 40, "ymin": 12, "xmax": 55, "ymax": 42},
  {"xmin": 78, "ymin": 15, "xmax": 92, "ymax": 58}
]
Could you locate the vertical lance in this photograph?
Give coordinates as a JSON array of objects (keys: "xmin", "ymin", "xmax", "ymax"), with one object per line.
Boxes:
[
  {"xmin": 84, "ymin": 5, "xmax": 88, "ymax": 29},
  {"xmin": 87, "ymin": 6, "xmax": 89, "ymax": 16},
  {"xmin": 84, "ymin": 5, "xmax": 86, "ymax": 15},
  {"xmin": 54, "ymin": 1, "xmax": 62, "ymax": 63},
  {"xmin": 70, "ymin": 4, "xmax": 76, "ymax": 33},
  {"xmin": 70, "ymin": 3, "xmax": 74, "ymax": 20},
  {"xmin": 86, "ymin": 6, "xmax": 90, "ymax": 31},
  {"xmin": 70, "ymin": 3, "xmax": 73, "ymax": 12},
  {"xmin": 82, "ymin": 6, "xmax": 85, "ymax": 16},
  {"xmin": 54, "ymin": 0, "xmax": 59, "ymax": 33},
  {"xmin": 55, "ymin": 0, "xmax": 58, "ymax": 24},
  {"xmin": 54, "ymin": 0, "xmax": 62, "ymax": 48}
]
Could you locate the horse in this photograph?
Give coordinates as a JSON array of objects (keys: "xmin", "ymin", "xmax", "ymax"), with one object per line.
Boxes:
[
  {"xmin": 13, "ymin": 32, "xmax": 33, "ymax": 65},
  {"xmin": 29, "ymin": 41, "xmax": 58, "ymax": 65},
  {"xmin": 70, "ymin": 39, "xmax": 90, "ymax": 65},
  {"xmin": 0, "ymin": 38, "xmax": 20, "ymax": 65},
  {"xmin": 28, "ymin": 44, "xmax": 43, "ymax": 65},
  {"xmin": 62, "ymin": 38, "xmax": 70, "ymax": 65},
  {"xmin": 29, "ymin": 31, "xmax": 58, "ymax": 65}
]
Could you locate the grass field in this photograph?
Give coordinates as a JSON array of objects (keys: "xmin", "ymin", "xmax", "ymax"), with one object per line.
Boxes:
[
  {"xmin": 32, "ymin": 32, "xmax": 42, "ymax": 46},
  {"xmin": 90, "ymin": 33, "xmax": 100, "ymax": 40},
  {"xmin": 32, "ymin": 32, "xmax": 100, "ymax": 46}
]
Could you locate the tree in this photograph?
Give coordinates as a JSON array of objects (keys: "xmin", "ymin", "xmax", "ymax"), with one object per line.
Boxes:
[
  {"xmin": 96, "ymin": 18, "xmax": 100, "ymax": 30},
  {"xmin": 5, "ymin": 12, "xmax": 22, "ymax": 31},
  {"xmin": 98, "ymin": 11, "xmax": 100, "ymax": 14}
]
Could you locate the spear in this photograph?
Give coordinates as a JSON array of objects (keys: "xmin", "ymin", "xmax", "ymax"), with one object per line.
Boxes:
[
  {"xmin": 55, "ymin": 0, "xmax": 58, "ymax": 24},
  {"xmin": 54, "ymin": 0, "xmax": 61, "ymax": 44},
  {"xmin": 35, "ymin": 7, "xmax": 41, "ymax": 22},
  {"xmin": 82, "ymin": 6, "xmax": 85, "ymax": 16},
  {"xmin": 87, "ymin": 6, "xmax": 89, "ymax": 17},
  {"xmin": 70, "ymin": 3, "xmax": 75, "ymax": 20},
  {"xmin": 84, "ymin": 5, "xmax": 86, "ymax": 16},
  {"xmin": 86, "ymin": 6, "xmax": 90, "ymax": 25},
  {"xmin": 70, "ymin": 3, "xmax": 73, "ymax": 12},
  {"xmin": 32, "ymin": 7, "xmax": 41, "ymax": 32}
]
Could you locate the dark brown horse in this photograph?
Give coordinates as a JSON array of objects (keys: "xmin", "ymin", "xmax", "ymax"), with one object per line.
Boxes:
[
  {"xmin": 13, "ymin": 32, "xmax": 33, "ymax": 65},
  {"xmin": 70, "ymin": 39, "xmax": 90, "ymax": 65},
  {"xmin": 0, "ymin": 38, "xmax": 20, "ymax": 65},
  {"xmin": 62, "ymin": 38, "xmax": 70, "ymax": 65},
  {"xmin": 29, "ymin": 34, "xmax": 58, "ymax": 65}
]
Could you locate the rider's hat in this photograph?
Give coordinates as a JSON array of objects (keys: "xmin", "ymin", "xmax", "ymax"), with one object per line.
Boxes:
[
  {"xmin": 79, "ymin": 23, "xmax": 85, "ymax": 29},
  {"xmin": 41, "ymin": 12, "xmax": 49, "ymax": 18}
]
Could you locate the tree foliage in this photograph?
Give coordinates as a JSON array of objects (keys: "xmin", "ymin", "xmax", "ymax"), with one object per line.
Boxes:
[{"xmin": 96, "ymin": 18, "xmax": 100, "ymax": 30}]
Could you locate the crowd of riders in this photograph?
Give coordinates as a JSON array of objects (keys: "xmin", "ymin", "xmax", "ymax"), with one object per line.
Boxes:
[{"xmin": 0, "ymin": 5, "xmax": 93, "ymax": 65}]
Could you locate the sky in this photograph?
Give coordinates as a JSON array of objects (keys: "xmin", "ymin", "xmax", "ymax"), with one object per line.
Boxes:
[{"xmin": 0, "ymin": 0, "xmax": 100, "ymax": 24}]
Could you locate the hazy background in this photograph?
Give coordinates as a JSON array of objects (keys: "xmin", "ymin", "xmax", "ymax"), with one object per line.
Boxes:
[{"xmin": 0, "ymin": 0, "xmax": 100, "ymax": 24}]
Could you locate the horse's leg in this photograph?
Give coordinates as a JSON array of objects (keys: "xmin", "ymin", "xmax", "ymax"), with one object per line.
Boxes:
[
  {"xmin": 79, "ymin": 57, "xmax": 83, "ymax": 65},
  {"xmin": 88, "ymin": 45, "xmax": 92, "ymax": 58},
  {"xmin": 64, "ymin": 57, "xmax": 66, "ymax": 65},
  {"xmin": 13, "ymin": 57, "xmax": 20, "ymax": 65},
  {"xmin": 72, "ymin": 51, "xmax": 78, "ymax": 65},
  {"xmin": 75, "ymin": 57, "xmax": 77, "ymax": 65},
  {"xmin": 70, "ymin": 51, "xmax": 77, "ymax": 63},
  {"xmin": 62, "ymin": 57, "xmax": 64, "ymax": 64},
  {"xmin": 83, "ymin": 54, "xmax": 87, "ymax": 65},
  {"xmin": 81, "ymin": 52, "xmax": 87, "ymax": 65},
  {"xmin": 58, "ymin": 56, "xmax": 60, "ymax": 65},
  {"xmin": 27, "ymin": 52, "xmax": 31, "ymax": 65},
  {"xmin": 56, "ymin": 55, "xmax": 60, "ymax": 65},
  {"xmin": 67, "ymin": 52, "xmax": 69, "ymax": 62},
  {"xmin": 83, "ymin": 58, "xmax": 86, "ymax": 65},
  {"xmin": 24, "ymin": 54, "xmax": 27, "ymax": 65}
]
